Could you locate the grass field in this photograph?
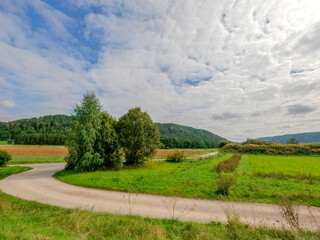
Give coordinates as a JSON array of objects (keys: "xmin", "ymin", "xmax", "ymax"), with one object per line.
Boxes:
[
  {"xmin": 0, "ymin": 141, "xmax": 8, "ymax": 145},
  {"xmin": 56, "ymin": 154, "xmax": 320, "ymax": 206},
  {"xmin": 240, "ymin": 155, "xmax": 320, "ymax": 176},
  {"xmin": 8, "ymin": 156, "xmax": 65, "ymax": 164},
  {"xmin": 0, "ymin": 167, "xmax": 318, "ymax": 239}
]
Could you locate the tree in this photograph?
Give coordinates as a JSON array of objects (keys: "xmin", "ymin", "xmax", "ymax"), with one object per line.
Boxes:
[
  {"xmin": 65, "ymin": 92, "xmax": 102, "ymax": 172},
  {"xmin": 218, "ymin": 140, "xmax": 229, "ymax": 148},
  {"xmin": 117, "ymin": 107, "xmax": 160, "ymax": 164},
  {"xmin": 287, "ymin": 138, "xmax": 299, "ymax": 144},
  {"xmin": 94, "ymin": 112, "xmax": 122, "ymax": 170}
]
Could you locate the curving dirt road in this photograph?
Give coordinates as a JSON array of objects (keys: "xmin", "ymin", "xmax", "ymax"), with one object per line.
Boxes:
[{"xmin": 1, "ymin": 163, "xmax": 320, "ymax": 231}]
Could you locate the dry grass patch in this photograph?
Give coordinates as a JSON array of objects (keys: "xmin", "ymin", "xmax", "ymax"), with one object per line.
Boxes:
[
  {"xmin": 215, "ymin": 154, "xmax": 241, "ymax": 173},
  {"xmin": 0, "ymin": 146, "xmax": 212, "ymax": 158},
  {"xmin": 0, "ymin": 145, "xmax": 68, "ymax": 156}
]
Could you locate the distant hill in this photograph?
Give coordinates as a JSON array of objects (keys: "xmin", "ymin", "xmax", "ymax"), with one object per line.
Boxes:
[
  {"xmin": 0, "ymin": 115, "xmax": 227, "ymax": 148},
  {"xmin": 258, "ymin": 131, "xmax": 320, "ymax": 144},
  {"xmin": 157, "ymin": 123, "xmax": 227, "ymax": 148}
]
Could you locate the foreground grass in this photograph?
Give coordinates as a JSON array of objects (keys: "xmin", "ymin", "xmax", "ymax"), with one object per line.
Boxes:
[
  {"xmin": 8, "ymin": 156, "xmax": 65, "ymax": 164},
  {"xmin": 2, "ymin": 193, "xmax": 320, "ymax": 240},
  {"xmin": 56, "ymin": 154, "xmax": 320, "ymax": 206},
  {"xmin": 0, "ymin": 167, "xmax": 319, "ymax": 239}
]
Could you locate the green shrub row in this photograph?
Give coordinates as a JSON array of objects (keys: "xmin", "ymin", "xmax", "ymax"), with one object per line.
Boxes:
[{"xmin": 222, "ymin": 143, "xmax": 320, "ymax": 155}]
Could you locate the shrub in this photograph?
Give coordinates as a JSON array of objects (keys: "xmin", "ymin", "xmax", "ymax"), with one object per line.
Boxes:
[
  {"xmin": 222, "ymin": 143, "xmax": 320, "ymax": 155},
  {"xmin": 218, "ymin": 140, "xmax": 229, "ymax": 148},
  {"xmin": 216, "ymin": 174, "xmax": 236, "ymax": 195},
  {"xmin": 7, "ymin": 139, "xmax": 14, "ymax": 144},
  {"xmin": 278, "ymin": 197, "xmax": 301, "ymax": 231},
  {"xmin": 166, "ymin": 150, "xmax": 186, "ymax": 162},
  {"xmin": 215, "ymin": 154, "xmax": 241, "ymax": 173},
  {"xmin": 0, "ymin": 150, "xmax": 12, "ymax": 167}
]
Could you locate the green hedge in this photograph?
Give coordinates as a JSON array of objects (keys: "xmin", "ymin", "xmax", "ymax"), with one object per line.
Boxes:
[{"xmin": 222, "ymin": 143, "xmax": 320, "ymax": 155}]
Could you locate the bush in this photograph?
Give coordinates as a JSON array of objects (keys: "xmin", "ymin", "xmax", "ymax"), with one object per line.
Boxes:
[
  {"xmin": 222, "ymin": 143, "xmax": 320, "ymax": 155},
  {"xmin": 218, "ymin": 140, "xmax": 229, "ymax": 148},
  {"xmin": 215, "ymin": 154, "xmax": 241, "ymax": 173},
  {"xmin": 166, "ymin": 150, "xmax": 186, "ymax": 162},
  {"xmin": 216, "ymin": 174, "xmax": 235, "ymax": 195},
  {"xmin": 7, "ymin": 139, "xmax": 14, "ymax": 144},
  {"xmin": 0, "ymin": 150, "xmax": 12, "ymax": 167}
]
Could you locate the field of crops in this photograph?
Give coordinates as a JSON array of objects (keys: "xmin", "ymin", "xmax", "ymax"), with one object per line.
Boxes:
[
  {"xmin": 0, "ymin": 145, "xmax": 212, "ymax": 158},
  {"xmin": 0, "ymin": 145, "xmax": 68, "ymax": 156}
]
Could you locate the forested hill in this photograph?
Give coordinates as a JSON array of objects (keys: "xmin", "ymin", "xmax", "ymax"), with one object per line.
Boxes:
[
  {"xmin": 157, "ymin": 123, "xmax": 227, "ymax": 148},
  {"xmin": 258, "ymin": 131, "xmax": 320, "ymax": 144},
  {"xmin": 0, "ymin": 115, "xmax": 227, "ymax": 148},
  {"xmin": 0, "ymin": 115, "xmax": 72, "ymax": 145}
]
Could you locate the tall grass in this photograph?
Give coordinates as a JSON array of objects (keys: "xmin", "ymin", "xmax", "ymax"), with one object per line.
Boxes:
[{"xmin": 215, "ymin": 154, "xmax": 241, "ymax": 173}]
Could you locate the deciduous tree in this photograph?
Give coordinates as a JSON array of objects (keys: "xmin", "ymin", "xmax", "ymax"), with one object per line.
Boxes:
[
  {"xmin": 94, "ymin": 112, "xmax": 122, "ymax": 170},
  {"xmin": 117, "ymin": 107, "xmax": 160, "ymax": 164},
  {"xmin": 65, "ymin": 92, "xmax": 102, "ymax": 172}
]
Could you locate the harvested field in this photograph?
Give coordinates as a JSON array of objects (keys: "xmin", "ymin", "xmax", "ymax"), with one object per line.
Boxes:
[
  {"xmin": 0, "ymin": 145, "xmax": 213, "ymax": 158},
  {"xmin": 0, "ymin": 145, "xmax": 68, "ymax": 156}
]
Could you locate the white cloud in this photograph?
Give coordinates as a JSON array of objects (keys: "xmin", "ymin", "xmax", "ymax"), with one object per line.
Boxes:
[
  {"xmin": 0, "ymin": 100, "xmax": 16, "ymax": 108},
  {"xmin": 0, "ymin": 0, "xmax": 320, "ymax": 141}
]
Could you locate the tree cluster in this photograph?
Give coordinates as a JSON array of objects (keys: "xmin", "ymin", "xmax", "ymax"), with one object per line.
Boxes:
[{"xmin": 65, "ymin": 92, "xmax": 161, "ymax": 172}]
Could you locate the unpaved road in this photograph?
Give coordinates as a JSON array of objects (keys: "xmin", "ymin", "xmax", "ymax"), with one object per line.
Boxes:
[{"xmin": 1, "ymin": 163, "xmax": 320, "ymax": 231}]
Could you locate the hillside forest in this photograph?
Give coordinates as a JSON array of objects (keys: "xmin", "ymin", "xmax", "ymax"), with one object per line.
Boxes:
[{"xmin": 0, "ymin": 115, "xmax": 226, "ymax": 148}]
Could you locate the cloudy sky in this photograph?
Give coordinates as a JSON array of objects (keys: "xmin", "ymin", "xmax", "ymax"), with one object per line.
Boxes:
[{"xmin": 0, "ymin": 0, "xmax": 319, "ymax": 141}]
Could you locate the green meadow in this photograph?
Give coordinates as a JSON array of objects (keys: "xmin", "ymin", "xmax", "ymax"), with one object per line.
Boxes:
[
  {"xmin": 8, "ymin": 156, "xmax": 65, "ymax": 164},
  {"xmin": 55, "ymin": 154, "xmax": 320, "ymax": 206}
]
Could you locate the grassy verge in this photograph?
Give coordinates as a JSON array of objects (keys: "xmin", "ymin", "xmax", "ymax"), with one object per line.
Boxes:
[
  {"xmin": 0, "ymin": 167, "xmax": 319, "ymax": 239},
  {"xmin": 8, "ymin": 156, "xmax": 65, "ymax": 164},
  {"xmin": 56, "ymin": 154, "xmax": 320, "ymax": 206},
  {"xmin": 0, "ymin": 141, "xmax": 8, "ymax": 145},
  {"xmin": 0, "ymin": 166, "xmax": 31, "ymax": 180}
]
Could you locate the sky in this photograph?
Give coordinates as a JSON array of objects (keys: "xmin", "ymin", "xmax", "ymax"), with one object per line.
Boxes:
[{"xmin": 0, "ymin": 0, "xmax": 319, "ymax": 142}]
